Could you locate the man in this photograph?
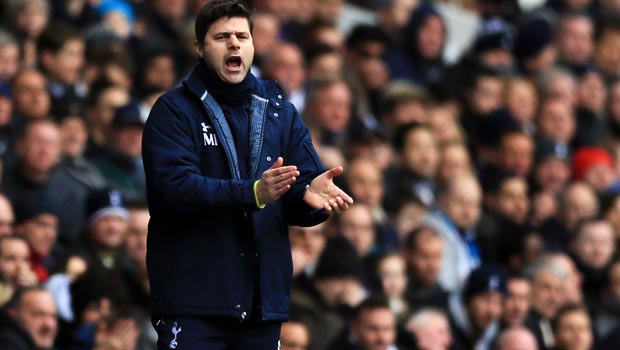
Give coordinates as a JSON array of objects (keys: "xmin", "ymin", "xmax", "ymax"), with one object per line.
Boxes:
[
  {"xmin": 280, "ymin": 321, "xmax": 310, "ymax": 350},
  {"xmin": 426, "ymin": 175, "xmax": 483, "ymax": 293},
  {"xmin": 0, "ymin": 287, "xmax": 58, "ymax": 350},
  {"xmin": 502, "ymin": 276, "xmax": 532, "ymax": 328},
  {"xmin": 142, "ymin": 2, "xmax": 353, "ymax": 349},
  {"xmin": 496, "ymin": 326, "xmax": 538, "ymax": 350},
  {"xmin": 329, "ymin": 296, "xmax": 397, "ymax": 350},
  {"xmin": 403, "ymin": 308, "xmax": 452, "ymax": 350},
  {"xmin": 448, "ymin": 265, "xmax": 507, "ymax": 350}
]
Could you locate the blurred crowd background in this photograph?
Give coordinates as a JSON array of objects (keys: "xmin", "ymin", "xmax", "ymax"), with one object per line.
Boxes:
[{"xmin": 1, "ymin": 0, "xmax": 620, "ymax": 349}]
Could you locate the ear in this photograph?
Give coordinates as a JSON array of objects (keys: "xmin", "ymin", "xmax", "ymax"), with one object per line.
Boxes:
[{"xmin": 193, "ymin": 40, "xmax": 204, "ymax": 59}]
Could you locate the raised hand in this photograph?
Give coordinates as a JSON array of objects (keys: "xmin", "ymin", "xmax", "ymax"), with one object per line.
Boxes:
[
  {"xmin": 256, "ymin": 157, "xmax": 300, "ymax": 206},
  {"xmin": 303, "ymin": 166, "xmax": 354, "ymax": 213}
]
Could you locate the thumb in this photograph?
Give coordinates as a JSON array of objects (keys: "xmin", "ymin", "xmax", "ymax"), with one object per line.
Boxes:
[
  {"xmin": 326, "ymin": 166, "xmax": 344, "ymax": 180},
  {"xmin": 269, "ymin": 156, "xmax": 284, "ymax": 169}
]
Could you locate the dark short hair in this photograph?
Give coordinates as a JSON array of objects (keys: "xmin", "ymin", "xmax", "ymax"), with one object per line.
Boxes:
[
  {"xmin": 353, "ymin": 295, "xmax": 391, "ymax": 320},
  {"xmin": 551, "ymin": 303, "xmax": 589, "ymax": 333},
  {"xmin": 195, "ymin": 0, "xmax": 253, "ymax": 43},
  {"xmin": 37, "ymin": 22, "xmax": 82, "ymax": 55}
]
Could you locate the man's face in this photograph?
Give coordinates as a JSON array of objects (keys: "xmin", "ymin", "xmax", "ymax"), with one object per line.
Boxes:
[
  {"xmin": 20, "ymin": 213, "xmax": 58, "ymax": 258},
  {"xmin": 196, "ymin": 16, "xmax": 254, "ymax": 84},
  {"xmin": 555, "ymin": 311, "xmax": 593, "ymax": 350},
  {"xmin": 531, "ymin": 269, "xmax": 564, "ymax": 318},
  {"xmin": 340, "ymin": 205, "xmax": 375, "ymax": 257},
  {"xmin": 503, "ymin": 278, "xmax": 532, "ymax": 327},
  {"xmin": 595, "ymin": 29, "xmax": 620, "ymax": 78},
  {"xmin": 0, "ymin": 239, "xmax": 30, "ymax": 285},
  {"xmin": 310, "ymin": 82, "xmax": 351, "ymax": 133},
  {"xmin": 494, "ymin": 177, "xmax": 530, "ymax": 224},
  {"xmin": 558, "ymin": 18, "xmax": 593, "ymax": 65},
  {"xmin": 346, "ymin": 159, "xmax": 384, "ymax": 207},
  {"xmin": 470, "ymin": 76, "xmax": 504, "ymax": 115},
  {"xmin": 60, "ymin": 116, "xmax": 88, "ymax": 158},
  {"xmin": 43, "ymin": 38, "xmax": 84, "ymax": 85},
  {"xmin": 351, "ymin": 308, "xmax": 396, "ymax": 350},
  {"xmin": 289, "ymin": 224, "xmax": 326, "ymax": 263},
  {"xmin": 0, "ymin": 43, "xmax": 19, "ymax": 82},
  {"xmin": 18, "ymin": 122, "xmax": 61, "ymax": 175},
  {"xmin": 125, "ymin": 209, "xmax": 149, "ymax": 266},
  {"xmin": 0, "ymin": 196, "xmax": 15, "ymax": 236},
  {"xmin": 500, "ymin": 134, "xmax": 533, "ymax": 177},
  {"xmin": 417, "ymin": 16, "xmax": 444, "ymax": 60},
  {"xmin": 441, "ymin": 179, "xmax": 482, "ymax": 230},
  {"xmin": 535, "ymin": 157, "xmax": 570, "ymax": 194},
  {"xmin": 468, "ymin": 292, "xmax": 503, "ymax": 331},
  {"xmin": 112, "ymin": 125, "xmax": 144, "ymax": 158},
  {"xmin": 574, "ymin": 221, "xmax": 615, "ymax": 269},
  {"xmin": 408, "ymin": 234, "xmax": 443, "ymax": 286},
  {"xmin": 350, "ymin": 41, "xmax": 388, "ymax": 90},
  {"xmin": 379, "ymin": 256, "xmax": 407, "ymax": 297},
  {"xmin": 14, "ymin": 291, "xmax": 58, "ymax": 348},
  {"xmin": 402, "ymin": 128, "xmax": 439, "ymax": 179},
  {"xmin": 12, "ymin": 70, "xmax": 50, "ymax": 119},
  {"xmin": 563, "ymin": 184, "xmax": 598, "ymax": 231},
  {"xmin": 265, "ymin": 44, "xmax": 305, "ymax": 94},
  {"xmin": 537, "ymin": 101, "xmax": 576, "ymax": 144},
  {"xmin": 90, "ymin": 215, "xmax": 128, "ymax": 250},
  {"xmin": 280, "ymin": 322, "xmax": 309, "ymax": 350}
]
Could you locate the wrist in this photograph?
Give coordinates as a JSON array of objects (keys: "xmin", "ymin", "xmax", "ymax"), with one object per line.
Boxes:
[{"xmin": 253, "ymin": 180, "xmax": 266, "ymax": 209}]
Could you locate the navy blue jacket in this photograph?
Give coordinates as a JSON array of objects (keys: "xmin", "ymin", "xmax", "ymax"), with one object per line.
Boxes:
[{"xmin": 142, "ymin": 64, "xmax": 328, "ymax": 321}]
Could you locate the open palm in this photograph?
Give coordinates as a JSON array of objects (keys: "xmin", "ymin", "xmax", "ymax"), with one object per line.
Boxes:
[{"xmin": 304, "ymin": 167, "xmax": 354, "ymax": 213}]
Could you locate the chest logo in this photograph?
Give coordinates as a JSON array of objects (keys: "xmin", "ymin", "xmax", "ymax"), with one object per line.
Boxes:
[{"xmin": 202, "ymin": 122, "xmax": 218, "ymax": 147}]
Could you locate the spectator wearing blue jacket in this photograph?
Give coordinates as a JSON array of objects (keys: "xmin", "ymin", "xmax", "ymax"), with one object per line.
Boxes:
[{"xmin": 141, "ymin": 1, "xmax": 354, "ymax": 349}]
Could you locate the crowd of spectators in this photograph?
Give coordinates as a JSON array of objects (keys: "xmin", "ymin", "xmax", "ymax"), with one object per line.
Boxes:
[{"xmin": 0, "ymin": 0, "xmax": 620, "ymax": 349}]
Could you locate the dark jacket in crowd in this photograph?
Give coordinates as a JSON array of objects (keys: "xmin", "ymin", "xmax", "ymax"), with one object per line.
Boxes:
[
  {"xmin": 0, "ymin": 310, "xmax": 36, "ymax": 350},
  {"xmin": 142, "ymin": 62, "xmax": 328, "ymax": 322}
]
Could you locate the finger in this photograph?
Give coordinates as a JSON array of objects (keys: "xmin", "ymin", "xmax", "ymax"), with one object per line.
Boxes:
[
  {"xmin": 265, "ymin": 165, "xmax": 298, "ymax": 177},
  {"xmin": 269, "ymin": 156, "xmax": 284, "ymax": 170},
  {"xmin": 326, "ymin": 166, "xmax": 344, "ymax": 180}
]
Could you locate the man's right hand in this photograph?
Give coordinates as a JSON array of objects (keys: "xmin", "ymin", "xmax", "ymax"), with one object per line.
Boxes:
[{"xmin": 256, "ymin": 157, "xmax": 299, "ymax": 206}]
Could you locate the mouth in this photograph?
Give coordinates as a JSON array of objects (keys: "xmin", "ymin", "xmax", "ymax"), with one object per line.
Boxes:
[{"xmin": 225, "ymin": 56, "xmax": 242, "ymax": 70}]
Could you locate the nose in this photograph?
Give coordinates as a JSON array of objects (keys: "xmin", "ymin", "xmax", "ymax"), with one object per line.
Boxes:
[{"xmin": 228, "ymin": 34, "xmax": 240, "ymax": 49}]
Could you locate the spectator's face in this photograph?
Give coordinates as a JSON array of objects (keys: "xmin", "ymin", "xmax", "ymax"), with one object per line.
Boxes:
[
  {"xmin": 500, "ymin": 134, "xmax": 533, "ymax": 177},
  {"xmin": 350, "ymin": 42, "xmax": 388, "ymax": 90},
  {"xmin": 351, "ymin": 308, "xmax": 396, "ymax": 350},
  {"xmin": 90, "ymin": 215, "xmax": 128, "ymax": 250},
  {"xmin": 555, "ymin": 311, "xmax": 593, "ymax": 350},
  {"xmin": 0, "ymin": 238, "xmax": 30, "ymax": 285},
  {"xmin": 18, "ymin": 121, "xmax": 61, "ymax": 175},
  {"xmin": 12, "ymin": 70, "xmax": 50, "ymax": 119},
  {"xmin": 535, "ymin": 158, "xmax": 570, "ymax": 194},
  {"xmin": 537, "ymin": 100, "xmax": 576, "ymax": 144},
  {"xmin": 563, "ymin": 184, "xmax": 598, "ymax": 231},
  {"xmin": 551, "ymin": 254, "xmax": 583, "ymax": 304},
  {"xmin": 197, "ymin": 16, "xmax": 254, "ymax": 85},
  {"xmin": 310, "ymin": 82, "xmax": 351, "ymax": 133},
  {"xmin": 506, "ymin": 80, "xmax": 538, "ymax": 124},
  {"xmin": 494, "ymin": 177, "xmax": 530, "ymax": 224},
  {"xmin": 346, "ymin": 159, "xmax": 383, "ymax": 207},
  {"xmin": 59, "ymin": 116, "xmax": 88, "ymax": 158},
  {"xmin": 427, "ymin": 106, "xmax": 461, "ymax": 143},
  {"xmin": 252, "ymin": 13, "xmax": 279, "ymax": 59},
  {"xmin": 314, "ymin": 26, "xmax": 344, "ymax": 49},
  {"xmin": 143, "ymin": 55, "xmax": 176, "ymax": 92},
  {"xmin": 13, "ymin": 290, "xmax": 58, "ymax": 348},
  {"xmin": 153, "ymin": 0, "xmax": 187, "ymax": 22},
  {"xmin": 307, "ymin": 52, "xmax": 342, "ymax": 81},
  {"xmin": 558, "ymin": 18, "xmax": 593, "ymax": 65},
  {"xmin": 401, "ymin": 128, "xmax": 439, "ymax": 179},
  {"xmin": 19, "ymin": 213, "xmax": 58, "ymax": 258},
  {"xmin": 438, "ymin": 144, "xmax": 471, "ymax": 183},
  {"xmin": 265, "ymin": 44, "xmax": 305, "ymax": 94},
  {"xmin": 545, "ymin": 76, "xmax": 577, "ymax": 108},
  {"xmin": 314, "ymin": 0, "xmax": 343, "ymax": 24},
  {"xmin": 417, "ymin": 15, "xmax": 444, "ymax": 61},
  {"xmin": 441, "ymin": 178, "xmax": 482, "ymax": 230},
  {"xmin": 280, "ymin": 322, "xmax": 309, "ymax": 350},
  {"xmin": 15, "ymin": 1, "xmax": 48, "ymax": 39},
  {"xmin": 531, "ymin": 269, "xmax": 563, "ymax": 318},
  {"xmin": 314, "ymin": 277, "xmax": 357, "ymax": 306},
  {"xmin": 112, "ymin": 124, "xmax": 143, "ymax": 158},
  {"xmin": 468, "ymin": 292, "xmax": 503, "ymax": 331},
  {"xmin": 0, "ymin": 43, "xmax": 19, "ymax": 82},
  {"xmin": 577, "ymin": 72, "xmax": 606, "ymax": 113},
  {"xmin": 0, "ymin": 196, "xmax": 15, "ymax": 236},
  {"xmin": 90, "ymin": 87, "xmax": 130, "ymax": 131},
  {"xmin": 289, "ymin": 224, "xmax": 326, "ymax": 263},
  {"xmin": 407, "ymin": 232, "xmax": 443, "ymax": 285},
  {"xmin": 0, "ymin": 95, "xmax": 12, "ymax": 126},
  {"xmin": 408, "ymin": 312, "xmax": 452, "ymax": 350},
  {"xmin": 595, "ymin": 29, "xmax": 620, "ymax": 79},
  {"xmin": 378, "ymin": 256, "xmax": 407, "ymax": 297},
  {"xmin": 339, "ymin": 205, "xmax": 375, "ymax": 257},
  {"xmin": 574, "ymin": 221, "xmax": 615, "ymax": 269},
  {"xmin": 470, "ymin": 76, "xmax": 504, "ymax": 115},
  {"xmin": 41, "ymin": 38, "xmax": 84, "ymax": 85},
  {"xmin": 125, "ymin": 209, "xmax": 149, "ymax": 266},
  {"xmin": 583, "ymin": 163, "xmax": 615, "ymax": 192},
  {"xmin": 503, "ymin": 278, "xmax": 532, "ymax": 327}
]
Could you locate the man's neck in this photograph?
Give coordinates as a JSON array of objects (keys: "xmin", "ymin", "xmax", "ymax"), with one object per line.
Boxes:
[{"xmin": 20, "ymin": 164, "xmax": 52, "ymax": 183}]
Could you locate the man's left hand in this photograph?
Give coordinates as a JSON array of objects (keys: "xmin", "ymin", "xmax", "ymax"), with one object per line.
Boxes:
[{"xmin": 304, "ymin": 166, "xmax": 353, "ymax": 213}]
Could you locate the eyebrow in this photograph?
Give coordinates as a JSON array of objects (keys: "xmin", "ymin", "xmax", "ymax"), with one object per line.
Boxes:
[{"xmin": 213, "ymin": 31, "xmax": 249, "ymax": 37}]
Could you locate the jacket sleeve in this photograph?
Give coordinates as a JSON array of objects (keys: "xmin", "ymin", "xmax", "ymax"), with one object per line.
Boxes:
[
  {"xmin": 281, "ymin": 105, "xmax": 329, "ymax": 226},
  {"xmin": 142, "ymin": 96, "xmax": 256, "ymax": 217}
]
